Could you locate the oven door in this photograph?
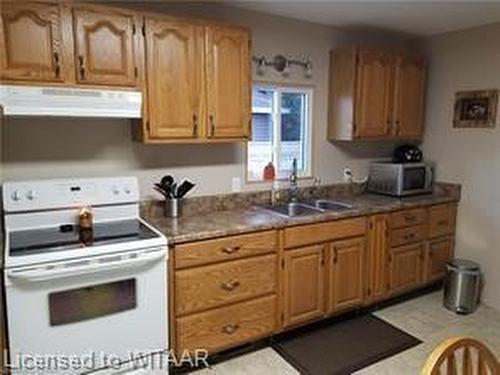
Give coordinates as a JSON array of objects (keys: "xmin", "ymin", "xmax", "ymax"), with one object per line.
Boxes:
[{"xmin": 4, "ymin": 247, "xmax": 168, "ymax": 375}]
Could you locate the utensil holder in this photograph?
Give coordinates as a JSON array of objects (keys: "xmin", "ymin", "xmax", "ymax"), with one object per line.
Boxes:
[{"xmin": 164, "ymin": 198, "xmax": 182, "ymax": 218}]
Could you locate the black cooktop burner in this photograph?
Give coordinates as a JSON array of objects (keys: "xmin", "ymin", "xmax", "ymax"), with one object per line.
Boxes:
[{"xmin": 9, "ymin": 220, "xmax": 159, "ymax": 256}]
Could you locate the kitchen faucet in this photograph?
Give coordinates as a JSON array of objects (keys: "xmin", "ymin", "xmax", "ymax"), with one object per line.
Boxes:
[{"xmin": 289, "ymin": 158, "xmax": 299, "ymax": 202}]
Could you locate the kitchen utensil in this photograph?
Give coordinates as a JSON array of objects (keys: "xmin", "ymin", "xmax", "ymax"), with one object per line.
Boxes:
[
  {"xmin": 154, "ymin": 183, "xmax": 172, "ymax": 199},
  {"xmin": 160, "ymin": 175, "xmax": 174, "ymax": 189},
  {"xmin": 176, "ymin": 180, "xmax": 195, "ymax": 198}
]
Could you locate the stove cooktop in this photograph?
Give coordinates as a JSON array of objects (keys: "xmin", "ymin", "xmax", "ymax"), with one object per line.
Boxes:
[{"xmin": 9, "ymin": 219, "xmax": 160, "ymax": 256}]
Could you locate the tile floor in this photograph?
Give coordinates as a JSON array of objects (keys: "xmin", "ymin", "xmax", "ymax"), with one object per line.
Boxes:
[{"xmin": 189, "ymin": 292, "xmax": 500, "ymax": 375}]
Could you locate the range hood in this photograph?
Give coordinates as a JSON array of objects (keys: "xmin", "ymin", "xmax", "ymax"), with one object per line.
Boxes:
[{"xmin": 0, "ymin": 85, "xmax": 142, "ymax": 118}]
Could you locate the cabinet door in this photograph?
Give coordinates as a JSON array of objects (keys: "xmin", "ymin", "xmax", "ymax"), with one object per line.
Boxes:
[
  {"xmin": 145, "ymin": 18, "xmax": 201, "ymax": 139},
  {"xmin": 355, "ymin": 49, "xmax": 392, "ymax": 138},
  {"xmin": 283, "ymin": 245, "xmax": 325, "ymax": 328},
  {"xmin": 73, "ymin": 7, "xmax": 137, "ymax": 86},
  {"xmin": 389, "ymin": 243, "xmax": 423, "ymax": 295},
  {"xmin": 393, "ymin": 54, "xmax": 427, "ymax": 138},
  {"xmin": 0, "ymin": 2, "xmax": 63, "ymax": 82},
  {"xmin": 205, "ymin": 25, "xmax": 250, "ymax": 139},
  {"xmin": 329, "ymin": 238, "xmax": 365, "ymax": 313},
  {"xmin": 366, "ymin": 215, "xmax": 389, "ymax": 303},
  {"xmin": 424, "ymin": 237, "xmax": 454, "ymax": 283}
]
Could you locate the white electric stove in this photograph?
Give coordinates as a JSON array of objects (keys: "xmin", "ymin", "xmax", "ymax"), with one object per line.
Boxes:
[{"xmin": 2, "ymin": 177, "xmax": 169, "ymax": 374}]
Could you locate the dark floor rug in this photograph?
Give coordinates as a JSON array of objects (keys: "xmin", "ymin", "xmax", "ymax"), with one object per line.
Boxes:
[{"xmin": 272, "ymin": 314, "xmax": 422, "ymax": 375}]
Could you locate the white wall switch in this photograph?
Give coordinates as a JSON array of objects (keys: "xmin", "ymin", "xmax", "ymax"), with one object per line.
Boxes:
[{"xmin": 231, "ymin": 177, "xmax": 242, "ymax": 192}]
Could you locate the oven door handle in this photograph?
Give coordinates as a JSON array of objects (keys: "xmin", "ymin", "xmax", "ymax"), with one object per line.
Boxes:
[{"xmin": 6, "ymin": 249, "xmax": 167, "ymax": 283}]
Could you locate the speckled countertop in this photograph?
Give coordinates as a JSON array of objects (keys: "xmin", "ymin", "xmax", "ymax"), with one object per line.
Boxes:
[{"xmin": 145, "ymin": 191, "xmax": 460, "ymax": 245}]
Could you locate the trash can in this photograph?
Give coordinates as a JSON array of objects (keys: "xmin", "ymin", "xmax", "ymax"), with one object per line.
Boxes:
[{"xmin": 444, "ymin": 259, "xmax": 481, "ymax": 314}]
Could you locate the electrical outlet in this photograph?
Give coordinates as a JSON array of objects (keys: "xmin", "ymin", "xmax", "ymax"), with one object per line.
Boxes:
[
  {"xmin": 343, "ymin": 168, "xmax": 353, "ymax": 182},
  {"xmin": 231, "ymin": 177, "xmax": 242, "ymax": 192}
]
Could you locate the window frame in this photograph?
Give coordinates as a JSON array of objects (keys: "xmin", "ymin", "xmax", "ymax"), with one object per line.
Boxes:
[{"xmin": 246, "ymin": 82, "xmax": 314, "ymax": 183}]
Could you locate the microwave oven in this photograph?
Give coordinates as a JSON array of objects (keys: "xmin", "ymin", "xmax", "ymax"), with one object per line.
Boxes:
[{"xmin": 367, "ymin": 162, "xmax": 434, "ymax": 197}]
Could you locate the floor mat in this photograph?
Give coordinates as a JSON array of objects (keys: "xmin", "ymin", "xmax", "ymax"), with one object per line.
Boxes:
[{"xmin": 272, "ymin": 314, "xmax": 422, "ymax": 375}]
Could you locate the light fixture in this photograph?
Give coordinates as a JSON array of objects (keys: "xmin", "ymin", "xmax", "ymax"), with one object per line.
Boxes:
[{"xmin": 252, "ymin": 54, "xmax": 313, "ymax": 78}]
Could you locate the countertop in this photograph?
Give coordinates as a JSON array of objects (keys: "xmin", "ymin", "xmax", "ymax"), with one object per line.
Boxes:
[{"xmin": 146, "ymin": 192, "xmax": 460, "ymax": 245}]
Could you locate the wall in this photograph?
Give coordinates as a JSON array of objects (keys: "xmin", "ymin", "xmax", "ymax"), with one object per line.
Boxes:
[
  {"xmin": 418, "ymin": 23, "xmax": 500, "ymax": 310},
  {"xmin": 0, "ymin": 4, "xmax": 398, "ymax": 199}
]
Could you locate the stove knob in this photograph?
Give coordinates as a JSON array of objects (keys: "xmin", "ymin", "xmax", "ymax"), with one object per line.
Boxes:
[
  {"xmin": 11, "ymin": 190, "xmax": 21, "ymax": 202},
  {"xmin": 26, "ymin": 190, "xmax": 37, "ymax": 200},
  {"xmin": 112, "ymin": 186, "xmax": 120, "ymax": 195},
  {"xmin": 124, "ymin": 186, "xmax": 131, "ymax": 195}
]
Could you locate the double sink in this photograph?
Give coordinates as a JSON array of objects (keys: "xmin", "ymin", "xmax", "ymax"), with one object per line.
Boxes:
[{"xmin": 265, "ymin": 199, "xmax": 353, "ymax": 217}]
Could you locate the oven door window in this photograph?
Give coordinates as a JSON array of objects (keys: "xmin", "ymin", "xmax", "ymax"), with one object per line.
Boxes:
[
  {"xmin": 403, "ymin": 167, "xmax": 426, "ymax": 190},
  {"xmin": 49, "ymin": 279, "xmax": 136, "ymax": 326}
]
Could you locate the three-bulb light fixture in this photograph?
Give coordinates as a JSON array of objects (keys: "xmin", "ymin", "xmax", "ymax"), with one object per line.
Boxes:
[{"xmin": 252, "ymin": 54, "xmax": 313, "ymax": 78}]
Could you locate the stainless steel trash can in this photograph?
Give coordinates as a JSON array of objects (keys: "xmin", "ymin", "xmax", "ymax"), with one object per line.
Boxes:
[{"xmin": 444, "ymin": 259, "xmax": 481, "ymax": 314}]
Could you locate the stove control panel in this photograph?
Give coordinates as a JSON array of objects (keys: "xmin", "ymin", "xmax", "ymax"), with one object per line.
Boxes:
[{"xmin": 2, "ymin": 177, "xmax": 139, "ymax": 212}]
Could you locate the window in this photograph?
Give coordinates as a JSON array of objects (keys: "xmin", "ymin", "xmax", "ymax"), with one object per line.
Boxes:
[{"xmin": 247, "ymin": 84, "xmax": 313, "ymax": 181}]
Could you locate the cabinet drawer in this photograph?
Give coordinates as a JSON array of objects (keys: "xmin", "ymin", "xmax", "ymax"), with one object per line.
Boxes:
[
  {"xmin": 284, "ymin": 217, "xmax": 366, "ymax": 249},
  {"xmin": 175, "ymin": 254, "xmax": 277, "ymax": 315},
  {"xmin": 429, "ymin": 204, "xmax": 456, "ymax": 238},
  {"xmin": 176, "ymin": 295, "xmax": 276, "ymax": 354},
  {"xmin": 175, "ymin": 230, "xmax": 277, "ymax": 269},
  {"xmin": 391, "ymin": 225, "xmax": 427, "ymax": 247},
  {"xmin": 390, "ymin": 208, "xmax": 426, "ymax": 229}
]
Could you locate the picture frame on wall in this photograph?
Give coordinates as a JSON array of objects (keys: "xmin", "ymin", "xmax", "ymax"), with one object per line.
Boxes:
[{"xmin": 453, "ymin": 89, "xmax": 498, "ymax": 128}]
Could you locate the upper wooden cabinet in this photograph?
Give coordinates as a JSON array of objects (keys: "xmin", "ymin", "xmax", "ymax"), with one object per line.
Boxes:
[
  {"xmin": 144, "ymin": 18, "xmax": 202, "ymax": 139},
  {"xmin": 205, "ymin": 25, "xmax": 251, "ymax": 139},
  {"xmin": 72, "ymin": 7, "xmax": 139, "ymax": 86},
  {"xmin": 328, "ymin": 45, "xmax": 427, "ymax": 141},
  {"xmin": 0, "ymin": 2, "xmax": 65, "ymax": 82},
  {"xmin": 393, "ymin": 54, "xmax": 427, "ymax": 138},
  {"xmin": 141, "ymin": 21, "xmax": 251, "ymax": 143}
]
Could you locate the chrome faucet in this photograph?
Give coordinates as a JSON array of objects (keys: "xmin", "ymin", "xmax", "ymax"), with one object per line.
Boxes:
[{"xmin": 289, "ymin": 158, "xmax": 299, "ymax": 202}]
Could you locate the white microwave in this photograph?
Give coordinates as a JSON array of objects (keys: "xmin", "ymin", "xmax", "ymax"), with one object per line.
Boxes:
[{"xmin": 367, "ymin": 162, "xmax": 434, "ymax": 197}]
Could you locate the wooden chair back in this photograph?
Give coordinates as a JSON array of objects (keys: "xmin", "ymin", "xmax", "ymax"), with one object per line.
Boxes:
[{"xmin": 422, "ymin": 337, "xmax": 499, "ymax": 375}]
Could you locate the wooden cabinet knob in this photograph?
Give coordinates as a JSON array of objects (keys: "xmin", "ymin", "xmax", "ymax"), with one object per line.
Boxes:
[
  {"xmin": 221, "ymin": 280, "xmax": 240, "ymax": 291},
  {"xmin": 53, "ymin": 52, "xmax": 60, "ymax": 78},
  {"xmin": 209, "ymin": 114, "xmax": 215, "ymax": 136},
  {"xmin": 403, "ymin": 215, "xmax": 416, "ymax": 222},
  {"xmin": 221, "ymin": 246, "xmax": 241, "ymax": 254},
  {"xmin": 78, "ymin": 55, "xmax": 86, "ymax": 80},
  {"xmin": 221, "ymin": 323, "xmax": 240, "ymax": 335},
  {"xmin": 192, "ymin": 113, "xmax": 198, "ymax": 136}
]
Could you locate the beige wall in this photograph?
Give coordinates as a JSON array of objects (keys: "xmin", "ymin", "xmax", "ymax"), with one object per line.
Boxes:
[
  {"xmin": 0, "ymin": 4, "xmax": 397, "ymax": 199},
  {"xmin": 418, "ymin": 23, "xmax": 500, "ymax": 310}
]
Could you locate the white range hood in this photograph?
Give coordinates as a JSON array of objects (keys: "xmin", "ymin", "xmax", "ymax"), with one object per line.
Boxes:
[{"xmin": 0, "ymin": 85, "xmax": 142, "ymax": 118}]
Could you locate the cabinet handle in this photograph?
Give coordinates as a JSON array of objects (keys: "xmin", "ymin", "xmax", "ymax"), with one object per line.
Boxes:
[
  {"xmin": 333, "ymin": 247, "xmax": 338, "ymax": 264},
  {"xmin": 209, "ymin": 114, "xmax": 215, "ymax": 137},
  {"xmin": 404, "ymin": 233, "xmax": 416, "ymax": 241},
  {"xmin": 438, "ymin": 219, "xmax": 448, "ymax": 226},
  {"xmin": 366, "ymin": 287, "xmax": 371, "ymax": 297},
  {"xmin": 78, "ymin": 55, "xmax": 85, "ymax": 80},
  {"xmin": 221, "ymin": 280, "xmax": 240, "ymax": 291},
  {"xmin": 192, "ymin": 113, "xmax": 198, "ymax": 136},
  {"xmin": 53, "ymin": 52, "xmax": 60, "ymax": 78},
  {"xmin": 221, "ymin": 246, "xmax": 240, "ymax": 254},
  {"xmin": 404, "ymin": 215, "xmax": 416, "ymax": 222},
  {"xmin": 221, "ymin": 323, "xmax": 240, "ymax": 335}
]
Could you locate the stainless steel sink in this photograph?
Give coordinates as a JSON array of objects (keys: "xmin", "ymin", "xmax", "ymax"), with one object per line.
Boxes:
[
  {"xmin": 312, "ymin": 199, "xmax": 353, "ymax": 211},
  {"xmin": 265, "ymin": 202, "xmax": 323, "ymax": 217}
]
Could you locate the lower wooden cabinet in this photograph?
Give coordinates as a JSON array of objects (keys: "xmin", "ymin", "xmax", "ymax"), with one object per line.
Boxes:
[
  {"xmin": 389, "ymin": 243, "xmax": 423, "ymax": 295},
  {"xmin": 366, "ymin": 214, "xmax": 390, "ymax": 303},
  {"xmin": 424, "ymin": 237, "xmax": 454, "ymax": 283},
  {"xmin": 328, "ymin": 237, "xmax": 365, "ymax": 313},
  {"xmin": 283, "ymin": 244, "xmax": 325, "ymax": 328},
  {"xmin": 176, "ymin": 295, "xmax": 276, "ymax": 354}
]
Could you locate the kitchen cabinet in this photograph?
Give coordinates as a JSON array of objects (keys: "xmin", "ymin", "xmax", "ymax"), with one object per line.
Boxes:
[
  {"xmin": 73, "ymin": 6, "xmax": 139, "ymax": 86},
  {"xmin": 328, "ymin": 45, "xmax": 427, "ymax": 141},
  {"xmin": 328, "ymin": 238, "xmax": 365, "ymax": 312},
  {"xmin": 392, "ymin": 54, "xmax": 427, "ymax": 137},
  {"xmin": 424, "ymin": 237, "xmax": 454, "ymax": 283},
  {"xmin": 283, "ymin": 244, "xmax": 325, "ymax": 328},
  {"xmin": 172, "ymin": 230, "xmax": 278, "ymax": 355},
  {"xmin": 429, "ymin": 204, "xmax": 456, "ymax": 239},
  {"xmin": 144, "ymin": 18, "xmax": 202, "ymax": 139},
  {"xmin": 389, "ymin": 243, "xmax": 424, "ymax": 295},
  {"xmin": 205, "ymin": 25, "xmax": 251, "ymax": 139},
  {"xmin": 365, "ymin": 214, "xmax": 389, "ymax": 303},
  {"xmin": 355, "ymin": 49, "xmax": 393, "ymax": 138},
  {"xmin": 0, "ymin": 2, "xmax": 66, "ymax": 82}
]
